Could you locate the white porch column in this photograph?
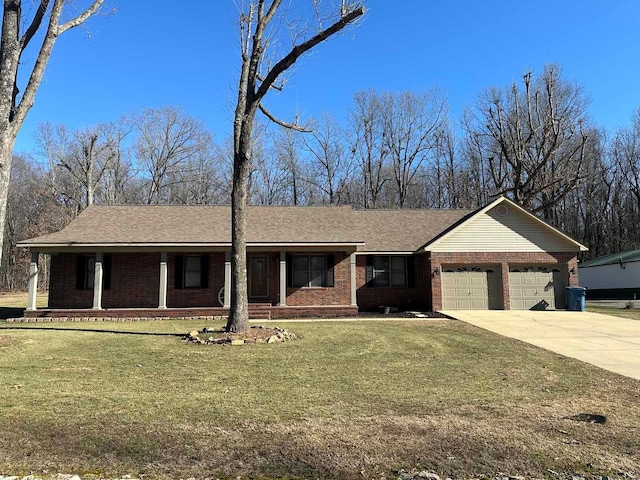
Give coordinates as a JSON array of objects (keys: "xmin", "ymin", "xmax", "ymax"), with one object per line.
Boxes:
[
  {"xmin": 27, "ymin": 251, "xmax": 39, "ymax": 311},
  {"xmin": 92, "ymin": 252, "xmax": 103, "ymax": 310},
  {"xmin": 279, "ymin": 250, "xmax": 287, "ymax": 306},
  {"xmin": 159, "ymin": 252, "xmax": 168, "ymax": 309},
  {"xmin": 223, "ymin": 250, "xmax": 231, "ymax": 308},
  {"xmin": 350, "ymin": 252, "xmax": 357, "ymax": 307}
]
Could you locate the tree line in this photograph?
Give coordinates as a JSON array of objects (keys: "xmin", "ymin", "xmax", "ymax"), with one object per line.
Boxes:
[{"xmin": 3, "ymin": 65, "xmax": 638, "ymax": 289}]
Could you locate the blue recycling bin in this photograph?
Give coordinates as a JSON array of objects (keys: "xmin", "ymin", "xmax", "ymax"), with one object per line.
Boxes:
[{"xmin": 566, "ymin": 286, "xmax": 586, "ymax": 312}]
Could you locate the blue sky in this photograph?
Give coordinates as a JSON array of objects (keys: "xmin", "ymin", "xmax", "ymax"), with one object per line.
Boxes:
[{"xmin": 14, "ymin": 0, "xmax": 640, "ymax": 154}]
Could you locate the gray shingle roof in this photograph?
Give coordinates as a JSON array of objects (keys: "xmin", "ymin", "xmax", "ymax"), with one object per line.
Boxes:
[{"xmin": 19, "ymin": 205, "xmax": 473, "ymax": 252}]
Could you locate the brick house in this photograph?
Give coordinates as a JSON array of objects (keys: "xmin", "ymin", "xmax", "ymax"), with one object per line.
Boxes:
[{"xmin": 18, "ymin": 196, "xmax": 587, "ymax": 318}]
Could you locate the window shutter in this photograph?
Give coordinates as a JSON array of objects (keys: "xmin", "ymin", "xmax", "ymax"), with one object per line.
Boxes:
[
  {"xmin": 407, "ymin": 256, "xmax": 415, "ymax": 288},
  {"xmin": 200, "ymin": 254, "xmax": 209, "ymax": 289},
  {"xmin": 326, "ymin": 254, "xmax": 335, "ymax": 287},
  {"xmin": 286, "ymin": 254, "xmax": 293, "ymax": 288},
  {"xmin": 175, "ymin": 255, "xmax": 184, "ymax": 289},
  {"xmin": 76, "ymin": 255, "xmax": 86, "ymax": 290},
  {"xmin": 103, "ymin": 255, "xmax": 112, "ymax": 290},
  {"xmin": 366, "ymin": 256, "xmax": 374, "ymax": 286}
]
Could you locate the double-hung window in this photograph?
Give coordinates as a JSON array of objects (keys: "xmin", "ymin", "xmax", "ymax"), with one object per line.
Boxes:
[
  {"xmin": 175, "ymin": 255, "xmax": 209, "ymax": 289},
  {"xmin": 290, "ymin": 254, "xmax": 334, "ymax": 287},
  {"xmin": 368, "ymin": 255, "xmax": 409, "ymax": 287}
]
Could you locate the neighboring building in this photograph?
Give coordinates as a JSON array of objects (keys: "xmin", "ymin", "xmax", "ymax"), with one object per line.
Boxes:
[
  {"xmin": 18, "ymin": 196, "xmax": 587, "ymax": 318},
  {"xmin": 579, "ymin": 250, "xmax": 640, "ymax": 300}
]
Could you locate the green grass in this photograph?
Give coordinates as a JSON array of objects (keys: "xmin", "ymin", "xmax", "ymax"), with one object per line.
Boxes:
[
  {"xmin": 588, "ymin": 305, "xmax": 640, "ymax": 320},
  {"xmin": 1, "ymin": 318, "xmax": 639, "ymax": 480}
]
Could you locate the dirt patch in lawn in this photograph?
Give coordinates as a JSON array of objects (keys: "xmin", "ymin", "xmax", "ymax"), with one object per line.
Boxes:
[{"xmin": 0, "ymin": 334, "xmax": 17, "ymax": 346}]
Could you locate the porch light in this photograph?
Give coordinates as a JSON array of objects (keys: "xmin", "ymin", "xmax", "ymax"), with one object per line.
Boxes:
[{"xmin": 432, "ymin": 267, "xmax": 440, "ymax": 277}]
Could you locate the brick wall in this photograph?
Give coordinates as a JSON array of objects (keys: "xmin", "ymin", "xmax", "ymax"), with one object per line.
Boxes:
[
  {"xmin": 429, "ymin": 251, "xmax": 579, "ymax": 311},
  {"xmin": 167, "ymin": 252, "xmax": 225, "ymax": 308},
  {"xmin": 49, "ymin": 254, "xmax": 93, "ymax": 308},
  {"xmin": 49, "ymin": 251, "xmax": 353, "ymax": 310},
  {"xmin": 355, "ymin": 254, "xmax": 431, "ymax": 312},
  {"xmin": 48, "ymin": 250, "xmax": 579, "ymax": 313},
  {"xmin": 286, "ymin": 252, "xmax": 351, "ymax": 306},
  {"xmin": 103, "ymin": 253, "xmax": 159, "ymax": 308}
]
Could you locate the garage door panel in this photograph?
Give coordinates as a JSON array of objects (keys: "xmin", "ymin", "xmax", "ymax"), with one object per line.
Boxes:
[
  {"xmin": 470, "ymin": 298, "xmax": 488, "ymax": 309},
  {"xmin": 441, "ymin": 266, "xmax": 501, "ymax": 310},
  {"xmin": 509, "ymin": 267, "xmax": 566, "ymax": 310}
]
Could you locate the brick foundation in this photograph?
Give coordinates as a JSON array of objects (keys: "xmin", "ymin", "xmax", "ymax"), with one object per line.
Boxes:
[{"xmin": 22, "ymin": 305, "xmax": 359, "ymax": 320}]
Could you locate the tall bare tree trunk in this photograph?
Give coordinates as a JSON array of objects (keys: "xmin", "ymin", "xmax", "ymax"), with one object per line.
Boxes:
[
  {"xmin": 0, "ymin": 0, "xmax": 104, "ymax": 268},
  {"xmin": 0, "ymin": 132, "xmax": 14, "ymax": 264},
  {"xmin": 225, "ymin": 0, "xmax": 364, "ymax": 333},
  {"xmin": 228, "ymin": 113, "xmax": 255, "ymax": 332}
]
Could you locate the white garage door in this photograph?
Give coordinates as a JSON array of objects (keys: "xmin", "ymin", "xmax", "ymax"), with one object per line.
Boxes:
[
  {"xmin": 509, "ymin": 266, "xmax": 566, "ymax": 310},
  {"xmin": 442, "ymin": 266, "xmax": 502, "ymax": 310}
]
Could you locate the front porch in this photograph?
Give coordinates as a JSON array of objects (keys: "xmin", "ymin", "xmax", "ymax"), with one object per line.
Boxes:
[{"xmin": 25, "ymin": 248, "xmax": 360, "ymax": 318}]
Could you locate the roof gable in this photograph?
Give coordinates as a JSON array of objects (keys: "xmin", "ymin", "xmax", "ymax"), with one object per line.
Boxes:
[{"xmin": 422, "ymin": 197, "xmax": 588, "ymax": 253}]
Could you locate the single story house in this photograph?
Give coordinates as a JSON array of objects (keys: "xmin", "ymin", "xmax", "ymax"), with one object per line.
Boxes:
[
  {"xmin": 18, "ymin": 196, "xmax": 587, "ymax": 319},
  {"xmin": 579, "ymin": 250, "xmax": 640, "ymax": 300}
]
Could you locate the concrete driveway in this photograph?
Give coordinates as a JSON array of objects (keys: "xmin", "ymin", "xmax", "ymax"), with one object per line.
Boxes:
[{"xmin": 439, "ymin": 310, "xmax": 640, "ymax": 381}]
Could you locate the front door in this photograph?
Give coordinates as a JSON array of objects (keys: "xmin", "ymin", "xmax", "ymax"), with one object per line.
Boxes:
[{"xmin": 249, "ymin": 255, "xmax": 269, "ymax": 299}]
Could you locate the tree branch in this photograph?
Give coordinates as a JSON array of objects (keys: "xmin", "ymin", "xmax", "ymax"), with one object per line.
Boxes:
[
  {"xmin": 20, "ymin": 0, "xmax": 51, "ymax": 50},
  {"xmin": 256, "ymin": 73, "xmax": 283, "ymax": 91},
  {"xmin": 11, "ymin": 0, "xmax": 104, "ymax": 136},
  {"xmin": 57, "ymin": 0, "xmax": 103, "ymax": 34},
  {"xmin": 258, "ymin": 103, "xmax": 311, "ymax": 132},
  {"xmin": 255, "ymin": 5, "xmax": 365, "ymax": 101}
]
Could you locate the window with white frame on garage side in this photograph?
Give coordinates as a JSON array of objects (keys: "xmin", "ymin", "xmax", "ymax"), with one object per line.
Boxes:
[{"xmin": 371, "ymin": 255, "xmax": 407, "ymax": 287}]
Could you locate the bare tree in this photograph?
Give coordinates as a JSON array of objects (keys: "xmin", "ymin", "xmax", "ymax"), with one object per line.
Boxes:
[
  {"xmin": 36, "ymin": 122, "xmax": 118, "ymax": 209},
  {"xmin": 228, "ymin": 0, "xmax": 365, "ymax": 333},
  {"xmin": 463, "ymin": 65, "xmax": 591, "ymax": 217},
  {"xmin": 96, "ymin": 118, "xmax": 137, "ymax": 205},
  {"xmin": 274, "ymin": 128, "xmax": 306, "ymax": 206},
  {"xmin": 0, "ymin": 0, "xmax": 106, "ymax": 268},
  {"xmin": 350, "ymin": 90, "xmax": 388, "ymax": 208},
  {"xmin": 379, "ymin": 90, "xmax": 446, "ymax": 208},
  {"xmin": 301, "ymin": 113, "xmax": 353, "ymax": 205},
  {"xmin": 132, "ymin": 106, "xmax": 212, "ymax": 204}
]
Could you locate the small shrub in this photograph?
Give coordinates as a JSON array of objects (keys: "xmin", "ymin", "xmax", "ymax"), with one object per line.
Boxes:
[{"xmin": 624, "ymin": 301, "xmax": 635, "ymax": 310}]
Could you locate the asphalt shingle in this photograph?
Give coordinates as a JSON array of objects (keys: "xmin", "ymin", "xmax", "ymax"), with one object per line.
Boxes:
[{"xmin": 19, "ymin": 205, "xmax": 473, "ymax": 252}]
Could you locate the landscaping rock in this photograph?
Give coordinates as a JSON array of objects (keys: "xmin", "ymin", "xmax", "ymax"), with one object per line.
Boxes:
[
  {"xmin": 230, "ymin": 339, "xmax": 245, "ymax": 345},
  {"xmin": 418, "ymin": 472, "xmax": 440, "ymax": 480},
  {"xmin": 397, "ymin": 471, "xmax": 413, "ymax": 480}
]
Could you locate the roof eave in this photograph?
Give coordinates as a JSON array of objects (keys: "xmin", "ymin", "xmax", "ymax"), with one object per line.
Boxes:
[{"xmin": 18, "ymin": 241, "xmax": 366, "ymax": 249}]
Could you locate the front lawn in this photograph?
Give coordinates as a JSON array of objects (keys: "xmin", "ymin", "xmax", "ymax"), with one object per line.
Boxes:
[
  {"xmin": 0, "ymin": 319, "xmax": 638, "ymax": 480},
  {"xmin": 588, "ymin": 305, "xmax": 640, "ymax": 320}
]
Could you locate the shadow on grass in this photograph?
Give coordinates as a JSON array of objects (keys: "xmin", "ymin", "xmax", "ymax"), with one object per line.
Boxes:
[
  {"xmin": 0, "ymin": 306, "xmax": 25, "ymax": 319},
  {"xmin": 0, "ymin": 326, "xmax": 184, "ymax": 336}
]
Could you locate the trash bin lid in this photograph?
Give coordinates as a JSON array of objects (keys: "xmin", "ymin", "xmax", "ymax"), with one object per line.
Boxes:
[{"xmin": 565, "ymin": 286, "xmax": 587, "ymax": 292}]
